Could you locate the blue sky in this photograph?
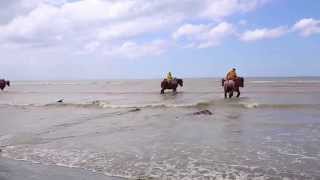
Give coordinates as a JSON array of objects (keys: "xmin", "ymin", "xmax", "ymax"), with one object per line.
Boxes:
[{"xmin": 0, "ymin": 0, "xmax": 319, "ymax": 80}]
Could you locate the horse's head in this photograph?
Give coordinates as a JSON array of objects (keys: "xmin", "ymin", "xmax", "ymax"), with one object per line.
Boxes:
[
  {"xmin": 6, "ymin": 81, "xmax": 10, "ymax": 86},
  {"xmin": 176, "ymin": 78, "xmax": 183, "ymax": 87},
  {"xmin": 238, "ymin": 77, "xmax": 244, "ymax": 87}
]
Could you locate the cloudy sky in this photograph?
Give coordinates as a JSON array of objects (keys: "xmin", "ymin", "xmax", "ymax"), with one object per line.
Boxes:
[{"xmin": 0, "ymin": 0, "xmax": 319, "ymax": 80}]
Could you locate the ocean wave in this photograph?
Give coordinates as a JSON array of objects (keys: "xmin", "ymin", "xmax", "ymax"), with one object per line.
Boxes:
[
  {"xmin": 238, "ymin": 102, "xmax": 320, "ymax": 109},
  {"xmin": 45, "ymin": 100, "xmax": 213, "ymax": 109},
  {"xmin": 0, "ymin": 100, "xmax": 214, "ymax": 110},
  {"xmin": 1, "ymin": 100, "xmax": 320, "ymax": 110},
  {"xmin": 1, "ymin": 145, "xmax": 317, "ymax": 180}
]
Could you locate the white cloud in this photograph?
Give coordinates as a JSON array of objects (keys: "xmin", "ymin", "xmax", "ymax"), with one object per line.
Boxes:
[
  {"xmin": 104, "ymin": 40, "xmax": 170, "ymax": 59},
  {"xmin": 173, "ymin": 24, "xmax": 210, "ymax": 40},
  {"xmin": 19, "ymin": 0, "xmax": 69, "ymax": 8},
  {"xmin": 97, "ymin": 15, "xmax": 182, "ymax": 41},
  {"xmin": 293, "ymin": 18, "xmax": 320, "ymax": 37},
  {"xmin": 240, "ymin": 26, "xmax": 288, "ymax": 42},
  {"xmin": 83, "ymin": 41, "xmax": 101, "ymax": 53},
  {"xmin": 78, "ymin": 39, "xmax": 170, "ymax": 59},
  {"xmin": 173, "ymin": 22, "xmax": 235, "ymax": 48},
  {"xmin": 0, "ymin": 0, "xmax": 270, "ymax": 58},
  {"xmin": 201, "ymin": 0, "xmax": 269, "ymax": 20}
]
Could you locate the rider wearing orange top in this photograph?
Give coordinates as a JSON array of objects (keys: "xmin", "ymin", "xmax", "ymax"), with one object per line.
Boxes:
[{"xmin": 226, "ymin": 68, "xmax": 238, "ymax": 81}]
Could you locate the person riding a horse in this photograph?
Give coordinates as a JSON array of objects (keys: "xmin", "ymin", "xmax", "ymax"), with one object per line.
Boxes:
[
  {"xmin": 161, "ymin": 72, "xmax": 183, "ymax": 94},
  {"xmin": 226, "ymin": 68, "xmax": 238, "ymax": 81},
  {"xmin": 166, "ymin": 72, "xmax": 173, "ymax": 82},
  {"xmin": 225, "ymin": 68, "xmax": 237, "ymax": 88},
  {"xmin": 223, "ymin": 68, "xmax": 244, "ymax": 98}
]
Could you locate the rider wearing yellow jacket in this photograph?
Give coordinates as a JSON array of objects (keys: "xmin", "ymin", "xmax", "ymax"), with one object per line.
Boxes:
[{"xmin": 167, "ymin": 72, "xmax": 173, "ymax": 81}]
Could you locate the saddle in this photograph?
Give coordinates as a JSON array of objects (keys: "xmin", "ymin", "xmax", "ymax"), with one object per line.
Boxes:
[
  {"xmin": 221, "ymin": 78, "xmax": 232, "ymax": 86},
  {"xmin": 222, "ymin": 77, "xmax": 244, "ymax": 87},
  {"xmin": 165, "ymin": 78, "xmax": 177, "ymax": 85}
]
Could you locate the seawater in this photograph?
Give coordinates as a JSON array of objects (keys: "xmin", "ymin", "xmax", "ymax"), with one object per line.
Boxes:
[{"xmin": 1, "ymin": 78, "xmax": 320, "ymax": 179}]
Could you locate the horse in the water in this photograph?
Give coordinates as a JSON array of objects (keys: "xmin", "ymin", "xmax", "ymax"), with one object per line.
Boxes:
[
  {"xmin": 0, "ymin": 79, "xmax": 10, "ymax": 91},
  {"xmin": 222, "ymin": 77, "xmax": 244, "ymax": 98},
  {"xmin": 161, "ymin": 78, "xmax": 183, "ymax": 94}
]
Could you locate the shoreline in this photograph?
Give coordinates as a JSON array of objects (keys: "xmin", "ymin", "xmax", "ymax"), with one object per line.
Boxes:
[{"xmin": 0, "ymin": 157, "xmax": 125, "ymax": 180}]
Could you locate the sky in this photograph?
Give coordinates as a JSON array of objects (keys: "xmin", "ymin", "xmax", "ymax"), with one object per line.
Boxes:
[{"xmin": 0, "ymin": 0, "xmax": 319, "ymax": 80}]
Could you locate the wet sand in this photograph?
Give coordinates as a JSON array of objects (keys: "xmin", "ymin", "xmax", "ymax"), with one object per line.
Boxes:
[{"xmin": 0, "ymin": 157, "xmax": 124, "ymax": 180}]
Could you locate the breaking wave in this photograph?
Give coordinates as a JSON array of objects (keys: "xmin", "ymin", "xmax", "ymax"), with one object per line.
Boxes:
[
  {"xmin": 1, "ymin": 145, "xmax": 317, "ymax": 180},
  {"xmin": 1, "ymin": 100, "xmax": 320, "ymax": 110},
  {"xmin": 0, "ymin": 101, "xmax": 210, "ymax": 109},
  {"xmin": 44, "ymin": 100, "xmax": 213, "ymax": 109},
  {"xmin": 238, "ymin": 102, "xmax": 320, "ymax": 109}
]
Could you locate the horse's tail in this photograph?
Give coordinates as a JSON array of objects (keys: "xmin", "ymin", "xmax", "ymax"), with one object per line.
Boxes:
[
  {"xmin": 238, "ymin": 77, "xmax": 244, "ymax": 87},
  {"xmin": 6, "ymin": 81, "xmax": 10, "ymax": 86}
]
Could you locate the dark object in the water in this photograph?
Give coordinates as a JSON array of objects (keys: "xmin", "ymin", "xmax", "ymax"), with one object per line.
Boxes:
[
  {"xmin": 129, "ymin": 108, "xmax": 141, "ymax": 112},
  {"xmin": 57, "ymin": 99, "xmax": 64, "ymax": 103},
  {"xmin": 193, "ymin": 110, "xmax": 213, "ymax": 115}
]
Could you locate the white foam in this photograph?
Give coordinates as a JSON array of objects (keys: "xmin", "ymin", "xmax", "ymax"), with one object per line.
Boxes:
[
  {"xmin": 241, "ymin": 102, "xmax": 260, "ymax": 109},
  {"xmin": 94, "ymin": 100, "xmax": 203, "ymax": 109},
  {"xmin": 2, "ymin": 144, "xmax": 314, "ymax": 179}
]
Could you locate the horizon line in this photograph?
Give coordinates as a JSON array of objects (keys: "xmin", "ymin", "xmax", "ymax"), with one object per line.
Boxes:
[{"xmin": 7, "ymin": 75, "xmax": 320, "ymax": 81}]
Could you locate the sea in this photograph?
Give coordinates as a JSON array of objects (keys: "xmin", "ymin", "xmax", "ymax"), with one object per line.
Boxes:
[{"xmin": 1, "ymin": 77, "xmax": 320, "ymax": 180}]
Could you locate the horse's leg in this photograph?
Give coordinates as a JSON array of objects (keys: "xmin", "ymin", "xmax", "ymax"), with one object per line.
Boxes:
[
  {"xmin": 173, "ymin": 88, "xmax": 177, "ymax": 93},
  {"xmin": 229, "ymin": 91, "xmax": 233, "ymax": 98},
  {"xmin": 224, "ymin": 89, "xmax": 227, "ymax": 98},
  {"xmin": 224, "ymin": 86, "xmax": 227, "ymax": 98},
  {"xmin": 236, "ymin": 90, "xmax": 240, "ymax": 98},
  {"xmin": 161, "ymin": 88, "xmax": 165, "ymax": 94}
]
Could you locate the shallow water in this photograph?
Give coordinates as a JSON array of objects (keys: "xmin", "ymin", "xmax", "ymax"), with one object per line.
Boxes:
[{"xmin": 1, "ymin": 78, "xmax": 320, "ymax": 179}]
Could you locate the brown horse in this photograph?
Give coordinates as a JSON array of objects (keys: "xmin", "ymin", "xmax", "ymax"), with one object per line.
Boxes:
[
  {"xmin": 161, "ymin": 78, "xmax": 183, "ymax": 94},
  {"xmin": 0, "ymin": 79, "xmax": 10, "ymax": 91},
  {"xmin": 222, "ymin": 77, "xmax": 244, "ymax": 98}
]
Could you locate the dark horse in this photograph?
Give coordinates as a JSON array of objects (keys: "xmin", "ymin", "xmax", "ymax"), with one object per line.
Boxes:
[
  {"xmin": 0, "ymin": 79, "xmax": 10, "ymax": 91},
  {"xmin": 222, "ymin": 77, "xmax": 244, "ymax": 98},
  {"xmin": 161, "ymin": 78, "xmax": 183, "ymax": 94}
]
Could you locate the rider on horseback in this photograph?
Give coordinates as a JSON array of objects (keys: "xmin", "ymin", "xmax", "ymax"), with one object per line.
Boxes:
[
  {"xmin": 166, "ymin": 72, "xmax": 173, "ymax": 82},
  {"xmin": 225, "ymin": 68, "xmax": 238, "ymax": 89},
  {"xmin": 161, "ymin": 73, "xmax": 183, "ymax": 94},
  {"xmin": 226, "ymin": 68, "xmax": 238, "ymax": 81},
  {"xmin": 223, "ymin": 68, "xmax": 243, "ymax": 98}
]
